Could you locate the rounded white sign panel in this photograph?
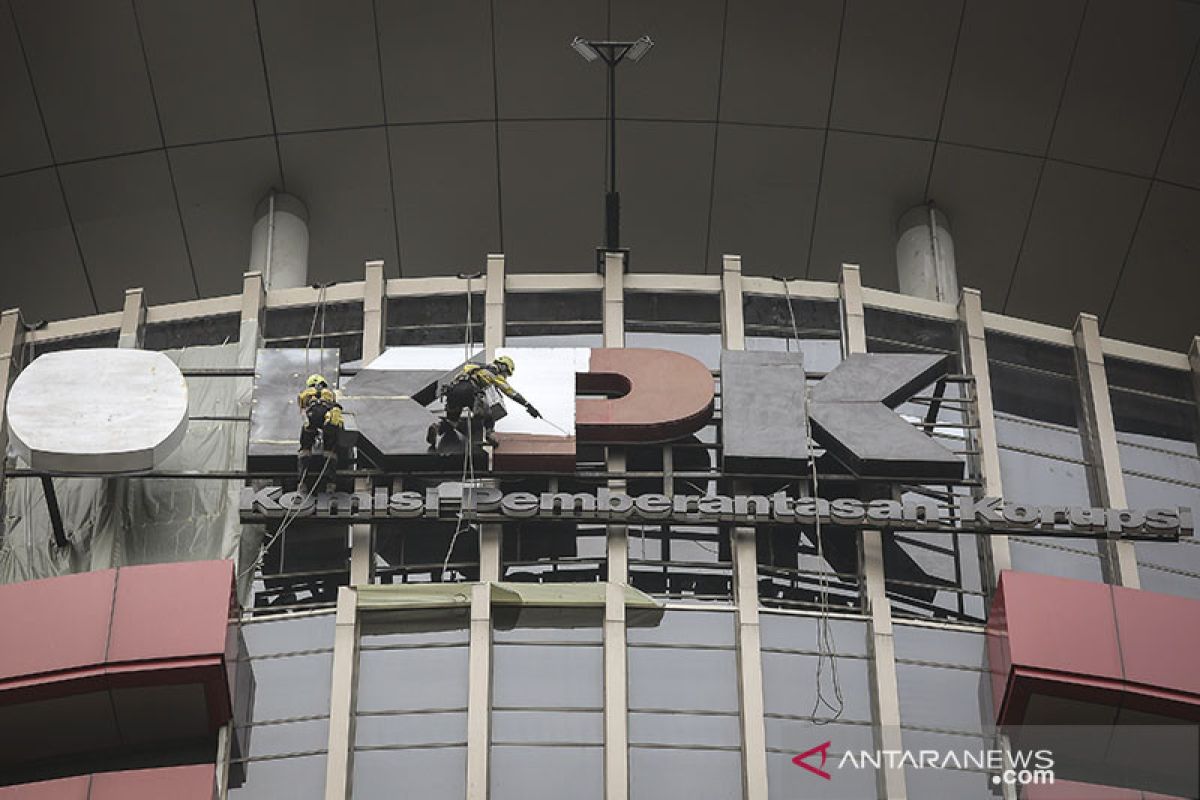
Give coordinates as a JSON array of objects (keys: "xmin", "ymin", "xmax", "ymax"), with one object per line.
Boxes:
[{"xmin": 6, "ymin": 348, "xmax": 189, "ymax": 474}]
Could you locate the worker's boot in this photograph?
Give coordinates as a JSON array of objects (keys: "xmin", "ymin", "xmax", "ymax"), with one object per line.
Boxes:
[{"xmin": 426, "ymin": 421, "xmax": 439, "ymax": 447}]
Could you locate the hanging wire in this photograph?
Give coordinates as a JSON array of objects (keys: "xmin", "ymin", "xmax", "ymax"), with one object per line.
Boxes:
[
  {"xmin": 443, "ymin": 274, "xmax": 479, "ymax": 579},
  {"xmin": 779, "ymin": 276, "xmax": 844, "ymax": 724}
]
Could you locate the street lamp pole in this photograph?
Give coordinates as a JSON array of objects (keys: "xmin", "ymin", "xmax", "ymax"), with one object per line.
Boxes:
[{"xmin": 571, "ymin": 36, "xmax": 653, "ymax": 258}]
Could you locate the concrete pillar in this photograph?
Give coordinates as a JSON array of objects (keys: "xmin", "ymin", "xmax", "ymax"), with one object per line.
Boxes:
[
  {"xmin": 896, "ymin": 205, "xmax": 957, "ymax": 303},
  {"xmin": 250, "ymin": 192, "xmax": 310, "ymax": 290}
]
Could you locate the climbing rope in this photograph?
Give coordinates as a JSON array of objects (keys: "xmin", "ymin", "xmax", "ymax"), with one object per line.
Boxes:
[{"xmin": 442, "ymin": 274, "xmax": 479, "ymax": 579}]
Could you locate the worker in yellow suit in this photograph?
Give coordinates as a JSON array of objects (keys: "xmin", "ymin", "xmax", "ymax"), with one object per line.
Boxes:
[
  {"xmin": 427, "ymin": 356, "xmax": 540, "ymax": 448},
  {"xmin": 298, "ymin": 374, "xmax": 343, "ymax": 480}
]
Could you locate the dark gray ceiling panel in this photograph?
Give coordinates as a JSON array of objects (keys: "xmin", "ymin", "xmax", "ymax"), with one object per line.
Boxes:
[
  {"xmin": 1157, "ymin": 49, "xmax": 1200, "ymax": 189},
  {"xmin": 59, "ymin": 151, "xmax": 195, "ymax": 311},
  {"xmin": 707, "ymin": 124, "xmax": 823, "ymax": 276},
  {"xmin": 279, "ymin": 128, "xmax": 397, "ymax": 283},
  {"xmin": 718, "ymin": 0, "xmax": 841, "ymax": 127},
  {"xmin": 498, "ymin": 120, "xmax": 605, "ymax": 273},
  {"xmin": 807, "ymin": 131, "xmax": 934, "ymax": 288},
  {"xmin": 0, "ymin": 7, "xmax": 50, "ymax": 175},
  {"xmin": 389, "ymin": 122, "xmax": 501, "ymax": 276},
  {"xmin": 618, "ymin": 120, "xmax": 712, "ymax": 273},
  {"xmin": 1049, "ymin": 0, "xmax": 1200, "ymax": 176},
  {"xmin": 609, "ymin": 0, "xmax": 725, "ymax": 121},
  {"xmin": 135, "ymin": 0, "xmax": 273, "ymax": 145},
  {"xmin": 1006, "ymin": 161, "xmax": 1147, "ymax": 328},
  {"xmin": 1102, "ymin": 182, "xmax": 1200, "ymax": 350},
  {"xmin": 0, "ymin": 169, "xmax": 93, "ymax": 321},
  {"xmin": 171, "ymin": 138, "xmax": 282, "ymax": 298},
  {"xmin": 257, "ymin": 0, "xmax": 384, "ymax": 132},
  {"xmin": 495, "ymin": 0, "xmax": 606, "ymax": 120},
  {"xmin": 940, "ymin": 0, "xmax": 1085, "ymax": 156},
  {"xmin": 829, "ymin": 0, "xmax": 962, "ymax": 139},
  {"xmin": 926, "ymin": 143, "xmax": 1041, "ymax": 309},
  {"xmin": 378, "ymin": 0, "xmax": 495, "ymax": 123},
  {"xmin": 10, "ymin": 0, "xmax": 160, "ymax": 162}
]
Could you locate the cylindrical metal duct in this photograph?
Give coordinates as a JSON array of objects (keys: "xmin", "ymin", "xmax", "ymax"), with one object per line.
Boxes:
[
  {"xmin": 250, "ymin": 192, "xmax": 310, "ymax": 290},
  {"xmin": 896, "ymin": 204, "xmax": 958, "ymax": 303}
]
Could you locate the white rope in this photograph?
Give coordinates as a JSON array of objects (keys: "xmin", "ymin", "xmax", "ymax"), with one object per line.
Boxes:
[
  {"xmin": 780, "ymin": 277, "xmax": 844, "ymax": 724},
  {"xmin": 442, "ymin": 274, "xmax": 479, "ymax": 579}
]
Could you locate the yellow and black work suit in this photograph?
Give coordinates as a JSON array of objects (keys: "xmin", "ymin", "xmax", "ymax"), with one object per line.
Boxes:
[
  {"xmin": 439, "ymin": 364, "xmax": 529, "ymax": 441},
  {"xmin": 298, "ymin": 386, "xmax": 343, "ymax": 453}
]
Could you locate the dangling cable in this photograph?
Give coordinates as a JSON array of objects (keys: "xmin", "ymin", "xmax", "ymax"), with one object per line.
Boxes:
[
  {"xmin": 779, "ymin": 276, "xmax": 844, "ymax": 724},
  {"xmin": 443, "ymin": 274, "xmax": 479, "ymax": 579}
]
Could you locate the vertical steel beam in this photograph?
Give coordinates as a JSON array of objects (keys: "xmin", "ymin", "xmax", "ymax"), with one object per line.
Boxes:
[
  {"xmin": 1191, "ymin": 337, "xmax": 1200, "ymax": 454},
  {"xmin": 840, "ymin": 264, "xmax": 907, "ymax": 800},
  {"xmin": 324, "ymin": 586, "xmax": 360, "ymax": 800},
  {"xmin": 603, "ymin": 251, "xmax": 625, "ymax": 348},
  {"xmin": 117, "ymin": 288, "xmax": 147, "ymax": 349},
  {"xmin": 722, "ymin": 256, "xmax": 768, "ymax": 799},
  {"xmin": 1072, "ymin": 313, "xmax": 1139, "ymax": 588},
  {"xmin": 957, "ymin": 288, "xmax": 1011, "ymax": 582},
  {"xmin": 485, "ymin": 254, "xmax": 505, "ymax": 360}
]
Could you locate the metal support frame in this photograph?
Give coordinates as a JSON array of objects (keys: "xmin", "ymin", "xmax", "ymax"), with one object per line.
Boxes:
[
  {"xmin": 118, "ymin": 287, "xmax": 147, "ymax": 350},
  {"xmin": 722, "ymin": 256, "xmax": 768, "ymax": 799},
  {"xmin": 841, "ymin": 264, "xmax": 907, "ymax": 800},
  {"xmin": 957, "ymin": 288, "xmax": 1011, "ymax": 583},
  {"xmin": 324, "ymin": 586, "xmax": 360, "ymax": 800},
  {"xmin": 485, "ymin": 254, "xmax": 505, "ymax": 360},
  {"xmin": 1073, "ymin": 313, "xmax": 1139, "ymax": 588}
]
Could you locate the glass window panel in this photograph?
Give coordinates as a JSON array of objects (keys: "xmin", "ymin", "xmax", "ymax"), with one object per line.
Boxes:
[
  {"xmin": 761, "ymin": 653, "xmax": 873, "ymax": 723},
  {"xmin": 997, "ymin": 448, "xmax": 1091, "ymax": 507},
  {"xmin": 628, "ymin": 712, "xmax": 741, "ymax": 747},
  {"xmin": 357, "ymin": 647, "xmax": 469, "ymax": 712},
  {"xmin": 625, "ymin": 331, "xmax": 722, "ymax": 369},
  {"xmin": 352, "ymin": 747, "xmax": 466, "ymax": 799},
  {"xmin": 626, "ymin": 610, "xmax": 736, "ymax": 647},
  {"xmin": 904, "ymin": 767, "xmax": 996, "ymax": 799},
  {"xmin": 864, "ymin": 308, "xmax": 958, "ymax": 353},
  {"xmin": 630, "ymin": 748, "xmax": 743, "ymax": 800},
  {"xmin": 1137, "ymin": 554, "xmax": 1200, "ymax": 598},
  {"xmin": 360, "ymin": 615, "xmax": 470, "ymax": 646},
  {"xmin": 492, "ymin": 710, "xmax": 603, "ymax": 744},
  {"xmin": 491, "ymin": 745, "xmax": 603, "ymax": 800},
  {"xmin": 229, "ymin": 754, "xmax": 326, "ymax": 800},
  {"xmin": 768, "ymin": 748, "xmax": 877, "ymax": 800},
  {"xmin": 249, "ymin": 653, "xmax": 334, "ymax": 722},
  {"xmin": 628, "ymin": 648, "xmax": 739, "ymax": 713},
  {"xmin": 505, "ymin": 292, "xmax": 602, "ymax": 323},
  {"xmin": 242, "ymin": 614, "xmax": 336, "ymax": 657},
  {"xmin": 897, "ymin": 663, "xmax": 993, "ymax": 734},
  {"xmin": 144, "ymin": 314, "xmax": 240, "ymax": 351},
  {"xmin": 354, "ymin": 712, "xmax": 467, "ymax": 747},
  {"xmin": 492, "ymin": 644, "xmax": 603, "ymax": 708},
  {"xmin": 503, "ymin": 332, "xmax": 604, "ymax": 347},
  {"xmin": 986, "ymin": 334, "xmax": 1076, "ymax": 379},
  {"xmin": 764, "ymin": 718, "xmax": 875, "ymax": 756},
  {"xmin": 492, "ymin": 620, "xmax": 603, "ymax": 644},
  {"xmin": 893, "ymin": 624, "xmax": 987, "ymax": 669},
  {"xmin": 759, "ymin": 613, "xmax": 869, "ymax": 657},
  {"xmin": 743, "ymin": 295, "xmax": 841, "ymax": 336},
  {"xmin": 239, "ymin": 718, "xmax": 328, "ymax": 759},
  {"xmin": 1009, "ymin": 539, "xmax": 1103, "ymax": 582},
  {"xmin": 995, "ymin": 416, "xmax": 1085, "ymax": 462},
  {"xmin": 626, "ymin": 292, "xmax": 721, "ymax": 325},
  {"xmin": 1120, "ymin": 444, "xmax": 1200, "ymax": 487}
]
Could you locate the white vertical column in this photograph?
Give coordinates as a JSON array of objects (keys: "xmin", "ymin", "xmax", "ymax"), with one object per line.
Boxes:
[
  {"xmin": 251, "ymin": 192, "xmax": 309, "ymax": 290},
  {"xmin": 466, "ymin": 578, "xmax": 494, "ymax": 800},
  {"xmin": 1073, "ymin": 313, "xmax": 1139, "ymax": 588},
  {"xmin": 841, "ymin": 264, "xmax": 907, "ymax": 800},
  {"xmin": 485, "ymin": 254, "xmax": 505, "ymax": 360},
  {"xmin": 722, "ymin": 255, "xmax": 768, "ymax": 799},
  {"xmin": 351, "ymin": 261, "xmax": 387, "ymax": 587},
  {"xmin": 118, "ymin": 288, "xmax": 147, "ymax": 349},
  {"xmin": 604, "ymin": 252, "xmax": 625, "ymax": 349},
  {"xmin": 602, "ymin": 252, "xmax": 629, "ymax": 800},
  {"xmin": 896, "ymin": 205, "xmax": 958, "ymax": 303},
  {"xmin": 324, "ymin": 587, "xmax": 360, "ymax": 799},
  {"xmin": 957, "ymin": 288, "xmax": 1011, "ymax": 581}
]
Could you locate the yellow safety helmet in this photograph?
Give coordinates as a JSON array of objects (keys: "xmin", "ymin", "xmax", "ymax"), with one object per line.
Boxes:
[
  {"xmin": 306, "ymin": 374, "xmax": 328, "ymax": 388},
  {"xmin": 493, "ymin": 356, "xmax": 515, "ymax": 376}
]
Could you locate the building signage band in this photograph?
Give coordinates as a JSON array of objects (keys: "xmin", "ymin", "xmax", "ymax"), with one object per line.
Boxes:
[{"xmin": 239, "ymin": 485, "xmax": 1193, "ymax": 541}]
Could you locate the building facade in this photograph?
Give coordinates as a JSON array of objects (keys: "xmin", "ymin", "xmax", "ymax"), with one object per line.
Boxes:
[{"xmin": 1, "ymin": 255, "xmax": 1198, "ymax": 799}]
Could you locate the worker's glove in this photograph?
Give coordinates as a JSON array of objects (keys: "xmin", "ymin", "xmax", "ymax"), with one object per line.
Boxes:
[
  {"xmin": 527, "ymin": 405, "xmax": 542, "ymax": 419},
  {"xmin": 325, "ymin": 407, "xmax": 344, "ymax": 427}
]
